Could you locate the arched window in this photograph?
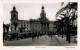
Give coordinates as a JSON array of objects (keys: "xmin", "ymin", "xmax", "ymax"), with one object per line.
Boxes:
[{"xmin": 13, "ymin": 14, "xmax": 16, "ymax": 18}]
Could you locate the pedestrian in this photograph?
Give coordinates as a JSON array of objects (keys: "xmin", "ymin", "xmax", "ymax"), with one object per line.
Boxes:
[
  {"xmin": 31, "ymin": 33, "xmax": 34, "ymax": 42},
  {"xmin": 45, "ymin": 34, "xmax": 47, "ymax": 39},
  {"xmin": 50, "ymin": 35, "xmax": 52, "ymax": 39}
]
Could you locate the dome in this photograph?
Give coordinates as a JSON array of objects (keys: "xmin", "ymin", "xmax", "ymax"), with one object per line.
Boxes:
[
  {"xmin": 13, "ymin": 6, "xmax": 16, "ymax": 10},
  {"xmin": 42, "ymin": 5, "xmax": 44, "ymax": 9}
]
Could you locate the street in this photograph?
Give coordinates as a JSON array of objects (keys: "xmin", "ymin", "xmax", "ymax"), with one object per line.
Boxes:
[
  {"xmin": 3, "ymin": 35, "xmax": 77, "ymax": 46},
  {"xmin": 3, "ymin": 35, "xmax": 61, "ymax": 46}
]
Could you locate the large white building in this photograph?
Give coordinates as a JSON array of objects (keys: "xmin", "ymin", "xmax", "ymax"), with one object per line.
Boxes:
[{"xmin": 10, "ymin": 5, "xmax": 54, "ymax": 34}]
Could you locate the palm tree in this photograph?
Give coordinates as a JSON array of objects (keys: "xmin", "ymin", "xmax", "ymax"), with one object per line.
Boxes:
[
  {"xmin": 6, "ymin": 24, "xmax": 9, "ymax": 33},
  {"xmin": 56, "ymin": 2, "xmax": 77, "ymax": 43},
  {"xmin": 54, "ymin": 20, "xmax": 61, "ymax": 37},
  {"xmin": 3, "ymin": 23, "xmax": 10, "ymax": 33},
  {"xmin": 56, "ymin": 2, "xmax": 77, "ymax": 17},
  {"xmin": 13, "ymin": 22, "xmax": 18, "ymax": 32}
]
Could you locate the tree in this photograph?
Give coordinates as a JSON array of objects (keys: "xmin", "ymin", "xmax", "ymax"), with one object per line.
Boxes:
[
  {"xmin": 56, "ymin": 2, "xmax": 77, "ymax": 43},
  {"xmin": 3, "ymin": 23, "xmax": 5, "ymax": 33},
  {"xmin": 13, "ymin": 22, "xmax": 18, "ymax": 32},
  {"xmin": 6, "ymin": 24, "xmax": 9, "ymax": 33},
  {"xmin": 3, "ymin": 23, "xmax": 9, "ymax": 33}
]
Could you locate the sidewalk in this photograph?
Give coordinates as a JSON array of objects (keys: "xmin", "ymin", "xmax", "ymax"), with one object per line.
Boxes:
[{"xmin": 55, "ymin": 35, "xmax": 77, "ymax": 46}]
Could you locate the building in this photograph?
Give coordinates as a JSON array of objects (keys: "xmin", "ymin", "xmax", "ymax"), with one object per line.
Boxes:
[
  {"xmin": 10, "ymin": 6, "xmax": 30, "ymax": 33},
  {"xmin": 10, "ymin": 5, "xmax": 54, "ymax": 34}
]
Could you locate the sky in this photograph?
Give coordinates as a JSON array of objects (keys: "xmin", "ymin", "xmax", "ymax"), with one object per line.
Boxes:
[{"xmin": 3, "ymin": 2, "xmax": 68, "ymax": 24}]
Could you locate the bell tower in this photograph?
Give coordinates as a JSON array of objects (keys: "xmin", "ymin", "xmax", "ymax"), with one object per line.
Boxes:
[
  {"xmin": 40, "ymin": 5, "xmax": 48, "ymax": 21},
  {"xmin": 39, "ymin": 5, "xmax": 49, "ymax": 32},
  {"xmin": 10, "ymin": 6, "xmax": 18, "ymax": 32},
  {"xmin": 11, "ymin": 6, "xmax": 18, "ymax": 20}
]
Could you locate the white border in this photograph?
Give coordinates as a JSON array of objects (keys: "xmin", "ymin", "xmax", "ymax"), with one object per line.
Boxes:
[{"xmin": 0, "ymin": 0, "xmax": 80, "ymax": 50}]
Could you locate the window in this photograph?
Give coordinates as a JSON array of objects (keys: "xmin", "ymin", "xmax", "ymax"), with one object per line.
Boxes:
[
  {"xmin": 27, "ymin": 25, "xmax": 28, "ymax": 27},
  {"xmin": 21, "ymin": 21, "xmax": 22, "ymax": 23},
  {"xmin": 24, "ymin": 22, "xmax": 25, "ymax": 23},
  {"xmin": 24, "ymin": 25, "xmax": 25, "ymax": 27},
  {"xmin": 13, "ymin": 14, "xmax": 16, "ymax": 18},
  {"xmin": 21, "ymin": 25, "xmax": 22, "ymax": 27}
]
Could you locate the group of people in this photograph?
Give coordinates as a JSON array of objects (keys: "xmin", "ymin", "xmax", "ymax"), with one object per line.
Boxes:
[{"xmin": 3, "ymin": 32, "xmax": 54, "ymax": 42}]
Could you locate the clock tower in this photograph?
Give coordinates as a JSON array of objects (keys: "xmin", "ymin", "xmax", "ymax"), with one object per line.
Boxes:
[
  {"xmin": 11, "ymin": 6, "xmax": 18, "ymax": 20},
  {"xmin": 10, "ymin": 6, "xmax": 18, "ymax": 32}
]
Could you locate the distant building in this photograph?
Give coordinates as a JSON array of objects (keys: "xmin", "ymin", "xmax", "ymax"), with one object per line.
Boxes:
[{"xmin": 10, "ymin": 5, "xmax": 54, "ymax": 34}]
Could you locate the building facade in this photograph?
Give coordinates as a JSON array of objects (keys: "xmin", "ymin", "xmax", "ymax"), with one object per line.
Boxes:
[{"xmin": 10, "ymin": 5, "xmax": 54, "ymax": 34}]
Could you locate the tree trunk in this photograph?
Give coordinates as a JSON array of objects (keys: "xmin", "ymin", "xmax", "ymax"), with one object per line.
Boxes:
[
  {"xmin": 7, "ymin": 28, "xmax": 9, "ymax": 33},
  {"xmin": 15, "ymin": 27, "xmax": 16, "ymax": 32},
  {"xmin": 68, "ymin": 33, "xmax": 71, "ymax": 43},
  {"xmin": 62, "ymin": 25, "xmax": 63, "ymax": 38},
  {"xmin": 67, "ymin": 21, "xmax": 71, "ymax": 43},
  {"xmin": 4, "ymin": 28, "xmax": 5, "ymax": 33}
]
